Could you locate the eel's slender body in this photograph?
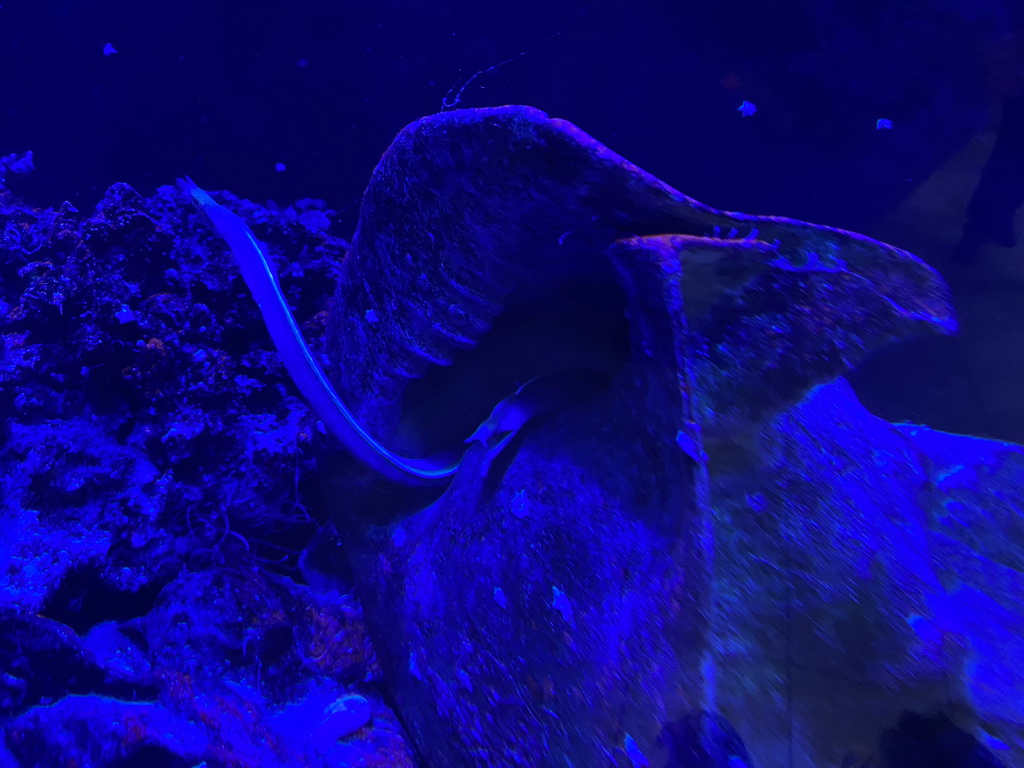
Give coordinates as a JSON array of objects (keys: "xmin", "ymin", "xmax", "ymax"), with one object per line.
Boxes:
[
  {"xmin": 179, "ymin": 177, "xmax": 460, "ymax": 485},
  {"xmin": 179, "ymin": 178, "xmax": 601, "ymax": 486}
]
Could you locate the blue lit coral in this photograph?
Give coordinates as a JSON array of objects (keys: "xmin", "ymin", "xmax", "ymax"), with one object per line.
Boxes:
[{"xmin": 0, "ymin": 181, "xmax": 412, "ymax": 766}]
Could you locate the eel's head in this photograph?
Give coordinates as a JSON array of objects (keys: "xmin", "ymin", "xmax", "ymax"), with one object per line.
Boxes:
[{"xmin": 463, "ymin": 412, "xmax": 502, "ymax": 449}]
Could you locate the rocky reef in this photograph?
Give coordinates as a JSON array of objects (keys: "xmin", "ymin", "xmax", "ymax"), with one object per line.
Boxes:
[{"xmin": 0, "ymin": 179, "xmax": 413, "ymax": 766}]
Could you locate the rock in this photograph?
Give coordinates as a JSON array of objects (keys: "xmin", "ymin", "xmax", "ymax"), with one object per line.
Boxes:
[{"xmin": 320, "ymin": 106, "xmax": 985, "ymax": 767}]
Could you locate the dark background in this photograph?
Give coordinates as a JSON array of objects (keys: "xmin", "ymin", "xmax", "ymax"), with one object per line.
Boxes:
[
  {"xmin": 1, "ymin": 0, "xmax": 1012, "ymax": 229},
  {"xmin": 2, "ymin": 0, "xmax": 1023, "ymax": 439}
]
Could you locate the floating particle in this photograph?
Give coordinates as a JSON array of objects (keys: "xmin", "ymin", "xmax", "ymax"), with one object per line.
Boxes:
[
  {"xmin": 876, "ymin": 118, "xmax": 893, "ymax": 130},
  {"xmin": 275, "ymin": 161, "xmax": 286, "ymax": 172},
  {"xmin": 364, "ymin": 308, "xmax": 379, "ymax": 324},
  {"xmin": 738, "ymin": 100, "xmax": 757, "ymax": 117},
  {"xmin": 103, "ymin": 43, "xmax": 118, "ymax": 56},
  {"xmin": 296, "ymin": 58, "xmax": 309, "ymax": 68}
]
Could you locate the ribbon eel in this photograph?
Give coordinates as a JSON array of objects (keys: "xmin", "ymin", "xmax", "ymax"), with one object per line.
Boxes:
[{"xmin": 178, "ymin": 178, "xmax": 600, "ymax": 486}]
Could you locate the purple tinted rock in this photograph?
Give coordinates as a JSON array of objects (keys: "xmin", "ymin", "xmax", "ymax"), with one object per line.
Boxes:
[
  {"xmin": 5, "ymin": 697, "xmax": 206, "ymax": 767},
  {"xmin": 321, "ymin": 106, "xmax": 960, "ymax": 767}
]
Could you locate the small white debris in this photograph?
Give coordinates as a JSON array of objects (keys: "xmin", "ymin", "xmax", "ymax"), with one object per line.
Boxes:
[
  {"xmin": 624, "ymin": 734, "xmax": 650, "ymax": 767},
  {"xmin": 551, "ymin": 586, "xmax": 574, "ymax": 625},
  {"xmin": 676, "ymin": 426, "xmax": 708, "ymax": 464}
]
